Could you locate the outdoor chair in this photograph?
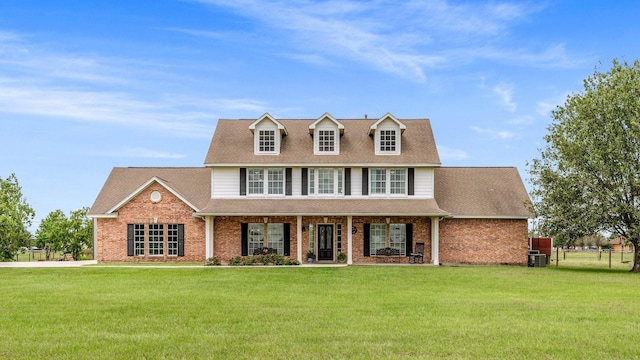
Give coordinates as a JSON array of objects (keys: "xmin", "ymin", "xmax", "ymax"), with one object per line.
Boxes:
[{"xmin": 409, "ymin": 242, "xmax": 424, "ymax": 264}]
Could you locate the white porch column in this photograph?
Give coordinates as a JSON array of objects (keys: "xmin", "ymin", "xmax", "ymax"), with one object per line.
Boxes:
[
  {"xmin": 347, "ymin": 215, "xmax": 353, "ymax": 265},
  {"xmin": 205, "ymin": 216, "xmax": 214, "ymax": 259},
  {"xmin": 297, "ymin": 215, "xmax": 303, "ymax": 263},
  {"xmin": 431, "ymin": 216, "xmax": 440, "ymax": 265}
]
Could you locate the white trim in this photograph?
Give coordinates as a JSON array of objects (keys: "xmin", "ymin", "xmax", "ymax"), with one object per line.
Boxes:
[
  {"xmin": 87, "ymin": 213, "xmax": 118, "ymax": 219},
  {"xmin": 368, "ymin": 113, "xmax": 406, "ymax": 135},
  {"xmin": 204, "ymin": 163, "xmax": 441, "ymax": 168},
  {"xmin": 105, "ymin": 176, "xmax": 200, "ymax": 214},
  {"xmin": 347, "ymin": 215, "xmax": 353, "ymax": 265},
  {"xmin": 248, "ymin": 113, "xmax": 288, "ymax": 135},
  {"xmin": 447, "ymin": 215, "xmax": 532, "ymax": 219},
  {"xmin": 297, "ymin": 215, "xmax": 303, "ymax": 263},
  {"xmin": 308, "ymin": 113, "xmax": 345, "ymax": 134},
  {"xmin": 205, "ymin": 216, "xmax": 214, "ymax": 259},
  {"xmin": 431, "ymin": 216, "xmax": 439, "ymax": 265}
]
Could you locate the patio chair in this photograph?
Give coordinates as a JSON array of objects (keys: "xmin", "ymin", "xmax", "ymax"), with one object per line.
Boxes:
[{"xmin": 409, "ymin": 242, "xmax": 424, "ymax": 264}]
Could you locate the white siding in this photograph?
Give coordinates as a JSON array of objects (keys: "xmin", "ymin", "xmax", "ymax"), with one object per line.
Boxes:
[
  {"xmin": 351, "ymin": 167, "xmax": 364, "ymax": 197},
  {"xmin": 414, "ymin": 168, "xmax": 434, "ymax": 198},
  {"xmin": 212, "ymin": 167, "xmax": 239, "ymax": 198}
]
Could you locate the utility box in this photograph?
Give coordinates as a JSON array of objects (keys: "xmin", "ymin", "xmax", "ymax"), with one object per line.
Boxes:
[{"xmin": 528, "ymin": 253, "xmax": 547, "ymax": 267}]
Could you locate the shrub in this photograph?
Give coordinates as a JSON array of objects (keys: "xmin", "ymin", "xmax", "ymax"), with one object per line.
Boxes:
[{"xmin": 205, "ymin": 257, "xmax": 221, "ymax": 266}]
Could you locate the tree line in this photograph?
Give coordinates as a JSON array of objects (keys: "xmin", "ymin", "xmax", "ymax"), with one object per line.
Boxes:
[{"xmin": 0, "ymin": 173, "xmax": 92, "ymax": 261}]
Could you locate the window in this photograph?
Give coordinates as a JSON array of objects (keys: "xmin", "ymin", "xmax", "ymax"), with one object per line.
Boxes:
[
  {"xmin": 369, "ymin": 168, "xmax": 407, "ymax": 195},
  {"xmin": 309, "ymin": 224, "xmax": 314, "ymax": 253},
  {"xmin": 248, "ymin": 168, "xmax": 264, "ymax": 194},
  {"xmin": 390, "ymin": 169, "xmax": 406, "ymax": 194},
  {"xmin": 248, "ymin": 223, "xmax": 264, "ymax": 256},
  {"xmin": 267, "ymin": 223, "xmax": 284, "ymax": 254},
  {"xmin": 379, "ymin": 130, "xmax": 397, "ymax": 152},
  {"xmin": 336, "ymin": 223, "xmax": 342, "ymax": 253},
  {"xmin": 370, "ymin": 224, "xmax": 386, "ymax": 256},
  {"xmin": 318, "ymin": 130, "xmax": 335, "ymax": 152},
  {"xmin": 308, "ymin": 168, "xmax": 344, "ymax": 195},
  {"xmin": 268, "ymin": 168, "xmax": 283, "ymax": 195},
  {"xmin": 258, "ymin": 130, "xmax": 275, "ymax": 152},
  {"xmin": 167, "ymin": 224, "xmax": 179, "ymax": 256},
  {"xmin": 247, "ymin": 168, "xmax": 285, "ymax": 195},
  {"xmin": 390, "ymin": 224, "xmax": 406, "ymax": 256},
  {"xmin": 370, "ymin": 168, "xmax": 387, "ymax": 194},
  {"xmin": 148, "ymin": 224, "xmax": 164, "ymax": 256},
  {"xmin": 134, "ymin": 224, "xmax": 145, "ymax": 256}
]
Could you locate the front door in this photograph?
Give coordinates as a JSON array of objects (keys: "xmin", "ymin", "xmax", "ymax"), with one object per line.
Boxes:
[{"xmin": 317, "ymin": 224, "xmax": 334, "ymax": 261}]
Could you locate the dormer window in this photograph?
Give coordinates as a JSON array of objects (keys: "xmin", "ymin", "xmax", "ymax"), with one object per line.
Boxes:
[
  {"xmin": 309, "ymin": 113, "xmax": 344, "ymax": 155},
  {"xmin": 249, "ymin": 113, "xmax": 287, "ymax": 155},
  {"xmin": 318, "ymin": 130, "xmax": 335, "ymax": 152},
  {"xmin": 258, "ymin": 130, "xmax": 276, "ymax": 152},
  {"xmin": 369, "ymin": 113, "xmax": 406, "ymax": 155}
]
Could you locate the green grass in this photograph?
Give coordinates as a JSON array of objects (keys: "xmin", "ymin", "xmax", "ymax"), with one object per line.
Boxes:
[
  {"xmin": 550, "ymin": 250, "xmax": 634, "ymax": 269},
  {"xmin": 1, "ymin": 266, "xmax": 639, "ymax": 359}
]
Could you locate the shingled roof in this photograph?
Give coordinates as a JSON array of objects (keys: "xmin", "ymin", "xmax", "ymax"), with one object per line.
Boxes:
[
  {"xmin": 434, "ymin": 167, "xmax": 533, "ymax": 218},
  {"xmin": 88, "ymin": 167, "xmax": 211, "ymax": 216},
  {"xmin": 204, "ymin": 118, "xmax": 441, "ymax": 166}
]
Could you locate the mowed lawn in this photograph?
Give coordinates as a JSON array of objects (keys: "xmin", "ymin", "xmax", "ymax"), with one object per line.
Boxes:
[{"xmin": 1, "ymin": 266, "xmax": 639, "ymax": 359}]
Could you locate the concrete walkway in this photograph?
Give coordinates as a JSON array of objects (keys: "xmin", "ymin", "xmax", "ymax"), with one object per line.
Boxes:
[{"xmin": 0, "ymin": 260, "xmax": 98, "ymax": 268}]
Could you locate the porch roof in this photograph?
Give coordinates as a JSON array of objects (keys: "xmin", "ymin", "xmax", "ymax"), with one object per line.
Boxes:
[{"xmin": 196, "ymin": 198, "xmax": 449, "ymax": 217}]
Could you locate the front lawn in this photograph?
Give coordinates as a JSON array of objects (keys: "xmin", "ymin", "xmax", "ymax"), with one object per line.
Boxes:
[{"xmin": 1, "ymin": 266, "xmax": 638, "ymax": 359}]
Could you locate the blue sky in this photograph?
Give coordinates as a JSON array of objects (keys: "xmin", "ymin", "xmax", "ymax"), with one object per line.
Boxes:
[{"xmin": 1, "ymin": 0, "xmax": 640, "ymax": 230}]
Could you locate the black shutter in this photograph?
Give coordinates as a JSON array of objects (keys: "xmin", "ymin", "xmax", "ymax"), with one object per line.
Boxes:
[
  {"xmin": 301, "ymin": 168, "xmax": 308, "ymax": 195},
  {"xmin": 285, "ymin": 168, "xmax": 292, "ymax": 196},
  {"xmin": 241, "ymin": 223, "xmax": 248, "ymax": 256},
  {"xmin": 127, "ymin": 224, "xmax": 134, "ymax": 256},
  {"xmin": 344, "ymin": 168, "xmax": 351, "ymax": 196},
  {"xmin": 405, "ymin": 223, "xmax": 413, "ymax": 257},
  {"xmin": 362, "ymin": 168, "xmax": 369, "ymax": 195},
  {"xmin": 283, "ymin": 223, "xmax": 291, "ymax": 256},
  {"xmin": 240, "ymin": 168, "xmax": 247, "ymax": 196},
  {"xmin": 408, "ymin": 168, "xmax": 415, "ymax": 196},
  {"xmin": 177, "ymin": 224, "xmax": 185, "ymax": 257},
  {"xmin": 363, "ymin": 223, "xmax": 370, "ymax": 257}
]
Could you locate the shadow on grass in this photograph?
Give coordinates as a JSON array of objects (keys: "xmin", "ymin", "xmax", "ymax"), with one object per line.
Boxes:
[{"xmin": 546, "ymin": 266, "xmax": 635, "ymax": 275}]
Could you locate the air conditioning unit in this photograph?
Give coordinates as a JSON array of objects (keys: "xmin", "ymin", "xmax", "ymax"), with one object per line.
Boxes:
[{"xmin": 528, "ymin": 254, "xmax": 547, "ymax": 267}]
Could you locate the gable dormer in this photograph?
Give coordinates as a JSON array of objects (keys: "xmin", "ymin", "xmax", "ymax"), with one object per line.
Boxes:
[
  {"xmin": 249, "ymin": 113, "xmax": 288, "ymax": 155},
  {"xmin": 309, "ymin": 113, "xmax": 344, "ymax": 155},
  {"xmin": 368, "ymin": 113, "xmax": 406, "ymax": 155}
]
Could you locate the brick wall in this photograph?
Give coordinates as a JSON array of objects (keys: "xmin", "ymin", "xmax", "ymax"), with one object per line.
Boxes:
[
  {"xmin": 438, "ymin": 218, "xmax": 528, "ymax": 265},
  {"xmin": 95, "ymin": 184, "xmax": 205, "ymax": 262}
]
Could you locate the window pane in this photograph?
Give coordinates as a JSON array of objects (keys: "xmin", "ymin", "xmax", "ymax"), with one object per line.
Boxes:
[
  {"xmin": 370, "ymin": 168, "xmax": 386, "ymax": 194},
  {"xmin": 248, "ymin": 223, "xmax": 264, "ymax": 255},
  {"xmin": 380, "ymin": 130, "xmax": 396, "ymax": 152},
  {"xmin": 390, "ymin": 224, "xmax": 406, "ymax": 256},
  {"xmin": 148, "ymin": 224, "xmax": 164, "ymax": 256},
  {"xmin": 268, "ymin": 168, "xmax": 284, "ymax": 194},
  {"xmin": 337, "ymin": 169, "xmax": 343, "ymax": 195},
  {"xmin": 248, "ymin": 168, "xmax": 264, "ymax": 194},
  {"xmin": 134, "ymin": 224, "xmax": 145, "ymax": 256},
  {"xmin": 167, "ymin": 224, "xmax": 179, "ymax": 256},
  {"xmin": 318, "ymin": 168, "xmax": 334, "ymax": 194},
  {"xmin": 259, "ymin": 130, "xmax": 275, "ymax": 152},
  {"xmin": 267, "ymin": 223, "xmax": 284, "ymax": 254},
  {"xmin": 390, "ymin": 168, "xmax": 406, "ymax": 194},
  {"xmin": 318, "ymin": 130, "xmax": 335, "ymax": 152},
  {"xmin": 370, "ymin": 224, "xmax": 386, "ymax": 255},
  {"xmin": 309, "ymin": 169, "xmax": 315, "ymax": 195}
]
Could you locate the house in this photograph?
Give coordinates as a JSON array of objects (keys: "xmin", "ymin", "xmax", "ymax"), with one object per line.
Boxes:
[
  {"xmin": 88, "ymin": 113, "xmax": 534, "ymax": 265},
  {"xmin": 609, "ymin": 237, "xmax": 634, "ymax": 253}
]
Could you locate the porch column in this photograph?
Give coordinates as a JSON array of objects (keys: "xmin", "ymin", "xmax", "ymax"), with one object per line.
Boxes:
[
  {"xmin": 347, "ymin": 215, "xmax": 353, "ymax": 265},
  {"xmin": 297, "ymin": 215, "xmax": 303, "ymax": 263},
  {"xmin": 205, "ymin": 216, "xmax": 214, "ymax": 259},
  {"xmin": 431, "ymin": 216, "xmax": 440, "ymax": 265}
]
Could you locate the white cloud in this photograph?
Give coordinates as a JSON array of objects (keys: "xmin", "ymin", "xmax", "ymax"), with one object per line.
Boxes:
[
  {"xmin": 471, "ymin": 126, "xmax": 514, "ymax": 139},
  {"xmin": 437, "ymin": 145, "xmax": 468, "ymax": 160},
  {"xmin": 493, "ymin": 83, "xmax": 517, "ymax": 112}
]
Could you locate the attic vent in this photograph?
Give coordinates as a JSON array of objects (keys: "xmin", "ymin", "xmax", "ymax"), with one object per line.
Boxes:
[{"xmin": 150, "ymin": 190, "xmax": 162, "ymax": 203}]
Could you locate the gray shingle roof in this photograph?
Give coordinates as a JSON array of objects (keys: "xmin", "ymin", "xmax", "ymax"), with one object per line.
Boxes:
[
  {"xmin": 204, "ymin": 118, "xmax": 441, "ymax": 166},
  {"xmin": 434, "ymin": 167, "xmax": 533, "ymax": 218}
]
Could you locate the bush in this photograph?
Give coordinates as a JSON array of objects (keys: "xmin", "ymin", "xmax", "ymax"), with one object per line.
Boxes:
[
  {"xmin": 205, "ymin": 257, "xmax": 222, "ymax": 266},
  {"xmin": 228, "ymin": 255, "xmax": 300, "ymax": 266}
]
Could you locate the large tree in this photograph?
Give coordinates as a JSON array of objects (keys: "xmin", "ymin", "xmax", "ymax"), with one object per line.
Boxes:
[
  {"xmin": 35, "ymin": 207, "xmax": 93, "ymax": 260},
  {"xmin": 529, "ymin": 59, "xmax": 640, "ymax": 272},
  {"xmin": 0, "ymin": 174, "xmax": 35, "ymax": 261}
]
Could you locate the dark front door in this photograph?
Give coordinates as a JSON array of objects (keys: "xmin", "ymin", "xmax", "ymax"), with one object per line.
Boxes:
[{"xmin": 317, "ymin": 224, "xmax": 334, "ymax": 261}]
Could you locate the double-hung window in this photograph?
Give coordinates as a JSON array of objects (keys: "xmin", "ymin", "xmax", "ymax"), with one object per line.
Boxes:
[
  {"xmin": 248, "ymin": 168, "xmax": 284, "ymax": 195},
  {"xmin": 318, "ymin": 130, "xmax": 335, "ymax": 152},
  {"xmin": 389, "ymin": 224, "xmax": 406, "ymax": 256},
  {"xmin": 370, "ymin": 168, "xmax": 407, "ymax": 195},
  {"xmin": 267, "ymin": 223, "xmax": 284, "ymax": 254},
  {"xmin": 258, "ymin": 130, "xmax": 275, "ymax": 152},
  {"xmin": 379, "ymin": 130, "xmax": 397, "ymax": 152},
  {"xmin": 134, "ymin": 224, "xmax": 145, "ymax": 256},
  {"xmin": 308, "ymin": 168, "xmax": 344, "ymax": 195},
  {"xmin": 167, "ymin": 224, "xmax": 179, "ymax": 256},
  {"xmin": 248, "ymin": 223, "xmax": 264, "ymax": 255},
  {"xmin": 148, "ymin": 224, "xmax": 164, "ymax": 256},
  {"xmin": 369, "ymin": 224, "xmax": 386, "ymax": 256}
]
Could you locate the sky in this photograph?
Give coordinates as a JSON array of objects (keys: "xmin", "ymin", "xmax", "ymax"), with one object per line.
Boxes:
[{"xmin": 1, "ymin": 0, "xmax": 640, "ymax": 231}]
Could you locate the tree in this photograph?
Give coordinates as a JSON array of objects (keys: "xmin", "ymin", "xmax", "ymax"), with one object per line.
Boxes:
[
  {"xmin": 529, "ymin": 59, "xmax": 640, "ymax": 272},
  {"xmin": 35, "ymin": 209, "xmax": 68, "ymax": 260},
  {"xmin": 0, "ymin": 174, "xmax": 35, "ymax": 261},
  {"xmin": 35, "ymin": 207, "xmax": 93, "ymax": 260}
]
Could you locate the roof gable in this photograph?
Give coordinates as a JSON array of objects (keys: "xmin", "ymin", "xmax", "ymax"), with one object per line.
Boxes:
[
  {"xmin": 106, "ymin": 176, "xmax": 200, "ymax": 214},
  {"xmin": 368, "ymin": 113, "xmax": 406, "ymax": 135},
  {"xmin": 249, "ymin": 113, "xmax": 288, "ymax": 136},
  {"xmin": 308, "ymin": 113, "xmax": 345, "ymax": 135}
]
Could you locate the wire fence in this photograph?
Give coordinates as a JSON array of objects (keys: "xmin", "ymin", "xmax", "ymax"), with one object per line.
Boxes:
[{"xmin": 549, "ymin": 248, "xmax": 634, "ymax": 269}]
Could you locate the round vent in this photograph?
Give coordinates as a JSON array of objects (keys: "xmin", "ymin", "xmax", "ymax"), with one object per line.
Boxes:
[{"xmin": 150, "ymin": 190, "xmax": 162, "ymax": 203}]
